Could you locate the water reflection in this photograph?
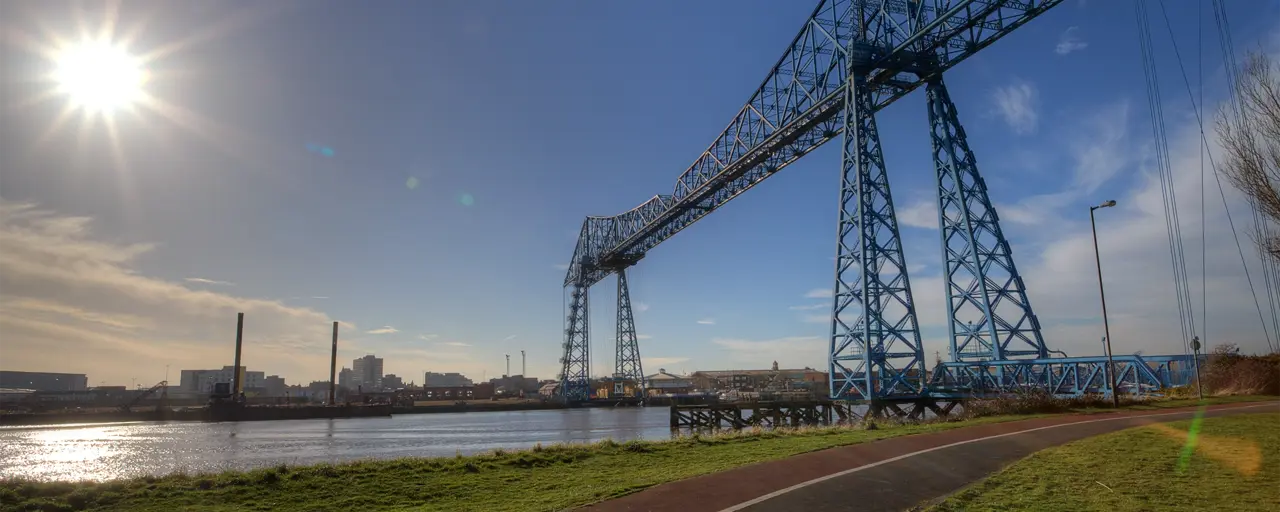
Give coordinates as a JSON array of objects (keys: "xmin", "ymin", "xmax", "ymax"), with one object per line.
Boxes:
[{"xmin": 0, "ymin": 408, "xmax": 671, "ymax": 481}]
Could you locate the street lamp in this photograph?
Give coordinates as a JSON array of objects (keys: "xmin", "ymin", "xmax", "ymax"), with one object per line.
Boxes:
[{"xmin": 1090, "ymin": 199, "xmax": 1120, "ymax": 408}]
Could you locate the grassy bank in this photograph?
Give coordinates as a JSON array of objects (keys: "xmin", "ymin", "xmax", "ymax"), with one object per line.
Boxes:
[
  {"xmin": 1, "ymin": 396, "xmax": 1272, "ymax": 512},
  {"xmin": 929, "ymin": 411, "xmax": 1280, "ymax": 511}
]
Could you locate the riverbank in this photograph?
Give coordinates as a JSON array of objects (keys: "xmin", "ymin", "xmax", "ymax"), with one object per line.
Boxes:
[
  {"xmin": 2, "ymin": 396, "xmax": 1271, "ymax": 512},
  {"xmin": 928, "ymin": 412, "xmax": 1280, "ymax": 511}
]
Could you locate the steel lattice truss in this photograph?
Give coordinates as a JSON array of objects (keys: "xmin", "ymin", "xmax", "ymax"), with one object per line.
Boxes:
[
  {"xmin": 561, "ymin": 284, "xmax": 590, "ymax": 402},
  {"xmin": 556, "ymin": 1, "xmax": 1237, "ymax": 406},
  {"xmin": 614, "ymin": 270, "xmax": 646, "ymax": 397},
  {"xmin": 926, "ymin": 79, "xmax": 1047, "ymax": 362},
  {"xmin": 829, "ymin": 71, "xmax": 925, "ymax": 400},
  {"xmin": 930, "ymin": 354, "xmax": 1199, "ymax": 397}
]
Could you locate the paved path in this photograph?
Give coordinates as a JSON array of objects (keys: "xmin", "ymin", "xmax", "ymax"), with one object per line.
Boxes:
[{"xmin": 579, "ymin": 401, "xmax": 1279, "ymax": 512}]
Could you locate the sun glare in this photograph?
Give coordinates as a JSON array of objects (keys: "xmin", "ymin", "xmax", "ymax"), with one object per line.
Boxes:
[{"xmin": 54, "ymin": 41, "xmax": 147, "ymax": 114}]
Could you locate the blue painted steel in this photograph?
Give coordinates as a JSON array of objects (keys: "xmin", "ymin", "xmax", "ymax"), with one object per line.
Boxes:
[
  {"xmin": 559, "ymin": 0, "xmax": 1069, "ymax": 402},
  {"xmin": 929, "ymin": 354, "xmax": 1201, "ymax": 397},
  {"xmin": 614, "ymin": 269, "xmax": 646, "ymax": 398},
  {"xmin": 562, "ymin": 0, "xmax": 1066, "ymax": 290},
  {"xmin": 925, "ymin": 78, "xmax": 1047, "ymax": 362},
  {"xmin": 561, "ymin": 283, "xmax": 590, "ymax": 402},
  {"xmin": 829, "ymin": 70, "xmax": 925, "ymax": 400}
]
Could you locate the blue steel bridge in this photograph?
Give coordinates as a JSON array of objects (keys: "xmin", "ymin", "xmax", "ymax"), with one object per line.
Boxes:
[{"xmin": 558, "ymin": 0, "xmax": 1197, "ymax": 413}]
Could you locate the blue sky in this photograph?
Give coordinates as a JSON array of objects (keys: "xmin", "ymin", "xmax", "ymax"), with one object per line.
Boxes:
[{"xmin": 2, "ymin": 0, "xmax": 1279, "ymax": 387}]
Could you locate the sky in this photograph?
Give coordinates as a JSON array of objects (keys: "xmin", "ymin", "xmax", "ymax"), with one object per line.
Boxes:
[{"xmin": 2, "ymin": 0, "xmax": 1279, "ymax": 388}]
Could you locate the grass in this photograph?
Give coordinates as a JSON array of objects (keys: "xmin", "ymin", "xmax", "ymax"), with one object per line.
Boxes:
[
  {"xmin": 928, "ymin": 412, "xmax": 1280, "ymax": 512},
  {"xmin": 0, "ymin": 395, "xmax": 1272, "ymax": 512}
]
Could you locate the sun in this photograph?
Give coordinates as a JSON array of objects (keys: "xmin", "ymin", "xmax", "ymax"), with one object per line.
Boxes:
[{"xmin": 53, "ymin": 40, "xmax": 147, "ymax": 114}]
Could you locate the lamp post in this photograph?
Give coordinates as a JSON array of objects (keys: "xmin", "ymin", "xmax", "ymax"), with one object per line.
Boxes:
[{"xmin": 1090, "ymin": 199, "xmax": 1119, "ymax": 408}]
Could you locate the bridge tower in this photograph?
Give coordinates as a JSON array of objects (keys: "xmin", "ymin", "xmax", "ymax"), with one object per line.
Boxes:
[
  {"xmin": 614, "ymin": 269, "xmax": 646, "ymax": 398},
  {"xmin": 925, "ymin": 79, "xmax": 1047, "ymax": 363}
]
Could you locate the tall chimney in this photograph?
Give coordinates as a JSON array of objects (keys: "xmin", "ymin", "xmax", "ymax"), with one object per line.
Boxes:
[
  {"xmin": 505, "ymin": 354, "xmax": 510, "ymax": 377},
  {"xmin": 232, "ymin": 312, "xmax": 244, "ymax": 396},
  {"xmin": 521, "ymin": 350, "xmax": 526, "ymax": 377},
  {"xmin": 329, "ymin": 321, "xmax": 339, "ymax": 405}
]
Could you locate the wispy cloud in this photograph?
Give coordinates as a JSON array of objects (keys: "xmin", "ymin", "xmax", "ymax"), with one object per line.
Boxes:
[
  {"xmin": 896, "ymin": 200, "xmax": 938, "ymax": 229},
  {"xmin": 990, "ymin": 80, "xmax": 1038, "ymax": 135},
  {"xmin": 0, "ymin": 200, "xmax": 349, "ymax": 385},
  {"xmin": 435, "ymin": 341, "xmax": 472, "ymax": 347},
  {"xmin": 637, "ymin": 334, "xmax": 653, "ymax": 340},
  {"xmin": 310, "ymin": 296, "xmax": 329, "ymax": 300},
  {"xmin": 788, "ymin": 303, "xmax": 826, "ymax": 311},
  {"xmin": 553, "ymin": 263, "xmax": 570, "ymax": 271},
  {"xmin": 635, "ymin": 302, "xmax": 650, "ymax": 313},
  {"xmin": 418, "ymin": 334, "xmax": 439, "ymax": 340},
  {"xmin": 804, "ymin": 288, "xmax": 832, "ymax": 299},
  {"xmin": 1055, "ymin": 26, "xmax": 1088, "ymax": 55},
  {"xmin": 712, "ymin": 336, "xmax": 825, "ymax": 367},
  {"xmin": 501, "ymin": 334, "xmax": 517, "ymax": 341},
  {"xmin": 696, "ymin": 318, "xmax": 716, "ymax": 325},
  {"xmin": 366, "ymin": 326, "xmax": 399, "ymax": 335},
  {"xmin": 643, "ymin": 356, "xmax": 689, "ymax": 367},
  {"xmin": 184, "ymin": 277, "xmax": 233, "ymax": 286}
]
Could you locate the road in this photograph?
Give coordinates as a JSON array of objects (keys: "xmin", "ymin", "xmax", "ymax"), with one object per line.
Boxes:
[{"xmin": 579, "ymin": 401, "xmax": 1279, "ymax": 512}]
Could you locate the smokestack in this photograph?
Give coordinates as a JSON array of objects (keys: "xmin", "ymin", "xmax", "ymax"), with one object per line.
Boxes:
[
  {"xmin": 521, "ymin": 350, "xmax": 526, "ymax": 377},
  {"xmin": 232, "ymin": 312, "xmax": 244, "ymax": 396},
  {"xmin": 505, "ymin": 354, "xmax": 510, "ymax": 377},
  {"xmin": 329, "ymin": 321, "xmax": 339, "ymax": 406}
]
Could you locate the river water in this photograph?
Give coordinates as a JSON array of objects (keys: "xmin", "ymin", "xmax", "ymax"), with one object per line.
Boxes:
[{"xmin": 0, "ymin": 408, "xmax": 673, "ymax": 482}]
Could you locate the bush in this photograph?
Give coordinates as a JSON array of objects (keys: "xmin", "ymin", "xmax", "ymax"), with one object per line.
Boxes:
[{"xmin": 1200, "ymin": 344, "xmax": 1280, "ymax": 395}]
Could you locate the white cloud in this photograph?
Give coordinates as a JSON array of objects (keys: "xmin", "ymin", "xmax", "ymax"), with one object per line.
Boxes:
[
  {"xmin": 696, "ymin": 318, "xmax": 716, "ymax": 325},
  {"xmin": 310, "ymin": 296, "xmax": 329, "ymax": 299},
  {"xmin": 634, "ymin": 302, "xmax": 650, "ymax": 313},
  {"xmin": 712, "ymin": 336, "xmax": 825, "ymax": 368},
  {"xmin": 637, "ymin": 334, "xmax": 653, "ymax": 340},
  {"xmin": 990, "ymin": 80, "xmax": 1039, "ymax": 135},
  {"xmin": 643, "ymin": 356, "xmax": 689, "ymax": 368},
  {"xmin": 896, "ymin": 200, "xmax": 938, "ymax": 229},
  {"xmin": 366, "ymin": 326, "xmax": 399, "ymax": 335},
  {"xmin": 435, "ymin": 341, "xmax": 471, "ymax": 347},
  {"xmin": 184, "ymin": 277, "xmax": 233, "ymax": 286},
  {"xmin": 0, "ymin": 200, "xmax": 350, "ymax": 385},
  {"xmin": 418, "ymin": 334, "xmax": 439, "ymax": 340},
  {"xmin": 1055, "ymin": 26, "xmax": 1088, "ymax": 55},
  {"xmin": 501, "ymin": 334, "xmax": 517, "ymax": 341},
  {"xmin": 804, "ymin": 288, "xmax": 832, "ymax": 299},
  {"xmin": 788, "ymin": 303, "xmax": 826, "ymax": 310}
]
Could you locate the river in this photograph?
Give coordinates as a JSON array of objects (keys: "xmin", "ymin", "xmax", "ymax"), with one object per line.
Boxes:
[{"xmin": 0, "ymin": 408, "xmax": 672, "ymax": 481}]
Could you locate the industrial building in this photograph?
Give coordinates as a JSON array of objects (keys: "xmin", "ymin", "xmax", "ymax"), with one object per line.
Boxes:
[
  {"xmin": 0, "ymin": 371, "xmax": 88, "ymax": 391},
  {"xmin": 424, "ymin": 372, "xmax": 473, "ymax": 387},
  {"xmin": 178, "ymin": 367, "xmax": 265, "ymax": 394}
]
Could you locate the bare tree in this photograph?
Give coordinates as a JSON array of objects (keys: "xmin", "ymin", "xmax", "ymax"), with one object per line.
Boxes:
[{"xmin": 1216, "ymin": 51, "xmax": 1280, "ymax": 259}]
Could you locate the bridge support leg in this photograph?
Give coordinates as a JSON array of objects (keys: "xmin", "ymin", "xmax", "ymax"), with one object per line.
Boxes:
[
  {"xmin": 925, "ymin": 78, "xmax": 1046, "ymax": 365},
  {"xmin": 828, "ymin": 70, "xmax": 926, "ymax": 401},
  {"xmin": 614, "ymin": 269, "xmax": 646, "ymax": 399},
  {"xmin": 561, "ymin": 283, "xmax": 591, "ymax": 402}
]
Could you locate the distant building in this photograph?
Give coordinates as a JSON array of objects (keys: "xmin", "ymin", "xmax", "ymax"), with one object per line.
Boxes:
[
  {"xmin": 338, "ymin": 367, "xmax": 354, "ymax": 390},
  {"xmin": 0, "ymin": 371, "xmax": 88, "ymax": 392},
  {"xmin": 264, "ymin": 375, "xmax": 287, "ymax": 396},
  {"xmin": 352, "ymin": 355, "xmax": 384, "ymax": 390},
  {"xmin": 177, "ymin": 366, "xmax": 265, "ymax": 394},
  {"xmin": 689, "ymin": 363, "xmax": 826, "ymax": 393},
  {"xmin": 424, "ymin": 372, "xmax": 473, "ymax": 388},
  {"xmin": 382, "ymin": 374, "xmax": 404, "ymax": 390},
  {"xmin": 490, "ymin": 375, "xmax": 539, "ymax": 395},
  {"xmin": 644, "ymin": 369, "xmax": 693, "ymax": 395}
]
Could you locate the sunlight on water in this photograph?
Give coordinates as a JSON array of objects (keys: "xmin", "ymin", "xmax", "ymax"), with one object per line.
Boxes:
[{"xmin": 0, "ymin": 408, "xmax": 671, "ymax": 482}]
